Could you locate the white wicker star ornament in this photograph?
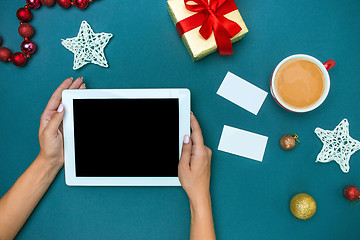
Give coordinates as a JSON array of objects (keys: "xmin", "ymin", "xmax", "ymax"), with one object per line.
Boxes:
[
  {"xmin": 315, "ymin": 119, "xmax": 360, "ymax": 173},
  {"xmin": 61, "ymin": 21, "xmax": 113, "ymax": 70}
]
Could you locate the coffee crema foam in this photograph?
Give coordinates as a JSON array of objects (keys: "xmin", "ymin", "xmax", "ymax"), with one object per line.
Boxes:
[{"xmin": 275, "ymin": 58, "xmax": 325, "ymax": 109}]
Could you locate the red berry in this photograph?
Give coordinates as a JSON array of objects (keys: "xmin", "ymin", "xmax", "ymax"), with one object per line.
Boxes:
[
  {"xmin": 74, "ymin": 0, "xmax": 88, "ymax": 9},
  {"xmin": 21, "ymin": 40, "xmax": 37, "ymax": 55},
  {"xmin": 11, "ymin": 52, "xmax": 28, "ymax": 67},
  {"xmin": 56, "ymin": 0, "xmax": 72, "ymax": 8},
  {"xmin": 16, "ymin": 8, "xmax": 33, "ymax": 22},
  {"xmin": 40, "ymin": 0, "xmax": 56, "ymax": 7},
  {"xmin": 18, "ymin": 23, "xmax": 35, "ymax": 38},
  {"xmin": 26, "ymin": 0, "xmax": 42, "ymax": 9},
  {"xmin": 0, "ymin": 47, "xmax": 12, "ymax": 62},
  {"xmin": 344, "ymin": 185, "xmax": 360, "ymax": 201}
]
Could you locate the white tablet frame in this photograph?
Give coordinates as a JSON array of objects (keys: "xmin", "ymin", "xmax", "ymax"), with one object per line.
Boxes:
[{"xmin": 62, "ymin": 89, "xmax": 190, "ymax": 186}]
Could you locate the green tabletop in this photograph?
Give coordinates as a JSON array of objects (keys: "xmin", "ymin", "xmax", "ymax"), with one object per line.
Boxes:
[{"xmin": 1, "ymin": 0, "xmax": 360, "ymax": 239}]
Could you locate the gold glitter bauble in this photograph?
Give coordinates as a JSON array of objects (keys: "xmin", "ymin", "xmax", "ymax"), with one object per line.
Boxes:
[
  {"xmin": 290, "ymin": 193, "xmax": 316, "ymax": 219},
  {"xmin": 280, "ymin": 135, "xmax": 296, "ymax": 150}
]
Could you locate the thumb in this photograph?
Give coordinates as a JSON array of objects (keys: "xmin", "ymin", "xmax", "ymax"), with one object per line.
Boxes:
[
  {"xmin": 179, "ymin": 135, "xmax": 192, "ymax": 169},
  {"xmin": 46, "ymin": 104, "xmax": 65, "ymax": 136}
]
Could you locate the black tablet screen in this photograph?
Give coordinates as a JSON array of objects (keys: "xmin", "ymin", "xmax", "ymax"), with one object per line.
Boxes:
[{"xmin": 73, "ymin": 99, "xmax": 179, "ymax": 177}]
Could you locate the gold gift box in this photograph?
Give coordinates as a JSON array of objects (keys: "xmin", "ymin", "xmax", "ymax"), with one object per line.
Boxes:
[{"xmin": 167, "ymin": 0, "xmax": 248, "ymax": 61}]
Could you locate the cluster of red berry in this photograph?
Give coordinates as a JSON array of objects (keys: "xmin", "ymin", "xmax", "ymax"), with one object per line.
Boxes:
[{"xmin": 0, "ymin": 0, "xmax": 92, "ymax": 67}]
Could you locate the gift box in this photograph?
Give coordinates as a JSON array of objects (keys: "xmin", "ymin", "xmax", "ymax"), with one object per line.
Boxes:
[{"xmin": 168, "ymin": 0, "xmax": 248, "ymax": 61}]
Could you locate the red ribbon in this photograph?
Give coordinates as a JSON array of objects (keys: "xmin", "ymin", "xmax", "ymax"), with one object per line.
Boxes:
[{"xmin": 176, "ymin": 0, "xmax": 242, "ymax": 55}]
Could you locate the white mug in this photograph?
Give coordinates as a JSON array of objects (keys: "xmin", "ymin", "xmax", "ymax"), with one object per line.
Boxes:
[{"xmin": 270, "ymin": 54, "xmax": 335, "ymax": 113}]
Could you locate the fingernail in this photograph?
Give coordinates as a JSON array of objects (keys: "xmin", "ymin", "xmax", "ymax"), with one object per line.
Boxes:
[
  {"xmin": 70, "ymin": 77, "xmax": 73, "ymax": 80},
  {"xmin": 184, "ymin": 135, "xmax": 190, "ymax": 144},
  {"xmin": 57, "ymin": 103, "xmax": 64, "ymax": 113},
  {"xmin": 190, "ymin": 111, "xmax": 193, "ymax": 115},
  {"xmin": 81, "ymin": 83, "xmax": 86, "ymax": 87},
  {"xmin": 80, "ymin": 76, "xmax": 83, "ymax": 80}
]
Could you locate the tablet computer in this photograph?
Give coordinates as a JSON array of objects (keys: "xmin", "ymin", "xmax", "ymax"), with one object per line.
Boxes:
[{"xmin": 62, "ymin": 89, "xmax": 190, "ymax": 186}]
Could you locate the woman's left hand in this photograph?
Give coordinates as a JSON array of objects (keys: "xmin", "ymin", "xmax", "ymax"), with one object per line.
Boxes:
[{"xmin": 38, "ymin": 77, "xmax": 86, "ymax": 168}]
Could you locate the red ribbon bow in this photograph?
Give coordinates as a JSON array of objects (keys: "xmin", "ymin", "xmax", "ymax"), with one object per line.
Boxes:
[{"xmin": 176, "ymin": 0, "xmax": 242, "ymax": 55}]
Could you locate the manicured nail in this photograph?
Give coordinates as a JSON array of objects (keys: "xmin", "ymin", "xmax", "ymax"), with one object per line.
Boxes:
[
  {"xmin": 190, "ymin": 111, "xmax": 193, "ymax": 115},
  {"xmin": 81, "ymin": 83, "xmax": 86, "ymax": 88},
  {"xmin": 80, "ymin": 76, "xmax": 83, "ymax": 80},
  {"xmin": 70, "ymin": 77, "xmax": 73, "ymax": 80},
  {"xmin": 184, "ymin": 135, "xmax": 190, "ymax": 144},
  {"xmin": 57, "ymin": 103, "xmax": 64, "ymax": 113}
]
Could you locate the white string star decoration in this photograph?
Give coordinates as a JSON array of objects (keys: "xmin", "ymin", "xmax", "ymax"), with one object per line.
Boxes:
[
  {"xmin": 315, "ymin": 119, "xmax": 360, "ymax": 173},
  {"xmin": 61, "ymin": 21, "xmax": 113, "ymax": 70}
]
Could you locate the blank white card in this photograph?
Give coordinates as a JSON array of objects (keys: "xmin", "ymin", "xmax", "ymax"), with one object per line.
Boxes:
[
  {"xmin": 218, "ymin": 125, "xmax": 268, "ymax": 162},
  {"xmin": 217, "ymin": 72, "xmax": 268, "ymax": 115}
]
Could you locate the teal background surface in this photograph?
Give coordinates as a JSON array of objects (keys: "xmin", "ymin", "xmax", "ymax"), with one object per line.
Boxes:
[{"xmin": 1, "ymin": 0, "xmax": 360, "ymax": 239}]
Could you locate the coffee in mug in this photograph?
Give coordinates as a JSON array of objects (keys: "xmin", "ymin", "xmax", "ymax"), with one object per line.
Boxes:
[
  {"xmin": 270, "ymin": 54, "xmax": 335, "ymax": 113},
  {"xmin": 275, "ymin": 58, "xmax": 325, "ymax": 109}
]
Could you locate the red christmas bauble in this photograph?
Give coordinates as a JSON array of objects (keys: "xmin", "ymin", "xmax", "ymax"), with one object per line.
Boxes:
[
  {"xmin": 74, "ymin": 0, "xmax": 88, "ymax": 9},
  {"xmin": 11, "ymin": 52, "xmax": 28, "ymax": 67},
  {"xmin": 18, "ymin": 23, "xmax": 35, "ymax": 38},
  {"xmin": 344, "ymin": 185, "xmax": 360, "ymax": 201},
  {"xmin": 0, "ymin": 47, "xmax": 12, "ymax": 62},
  {"xmin": 21, "ymin": 40, "xmax": 37, "ymax": 55},
  {"xmin": 16, "ymin": 8, "xmax": 33, "ymax": 22},
  {"xmin": 26, "ymin": 0, "xmax": 42, "ymax": 9},
  {"xmin": 56, "ymin": 0, "xmax": 72, "ymax": 8},
  {"xmin": 40, "ymin": 0, "xmax": 56, "ymax": 7}
]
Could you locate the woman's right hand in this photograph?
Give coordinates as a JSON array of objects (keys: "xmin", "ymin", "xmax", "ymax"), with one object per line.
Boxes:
[
  {"xmin": 178, "ymin": 113, "xmax": 216, "ymax": 240},
  {"xmin": 178, "ymin": 113, "xmax": 213, "ymax": 206}
]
